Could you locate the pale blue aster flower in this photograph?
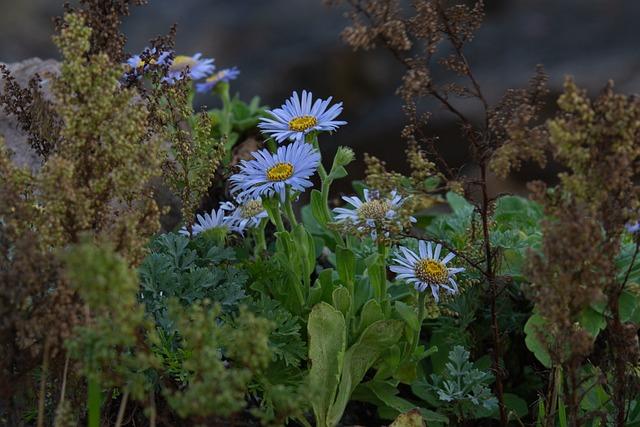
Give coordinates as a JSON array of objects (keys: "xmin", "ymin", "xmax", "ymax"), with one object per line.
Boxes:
[
  {"xmin": 229, "ymin": 140, "xmax": 321, "ymax": 202},
  {"xmin": 125, "ymin": 48, "xmax": 171, "ymax": 76},
  {"xmin": 626, "ymin": 221, "xmax": 640, "ymax": 233},
  {"xmin": 179, "ymin": 207, "xmax": 229, "ymax": 237},
  {"xmin": 195, "ymin": 67, "xmax": 240, "ymax": 93},
  {"xmin": 220, "ymin": 198, "xmax": 268, "ymax": 235},
  {"xmin": 258, "ymin": 90, "xmax": 347, "ymax": 144},
  {"xmin": 390, "ymin": 241, "xmax": 464, "ymax": 302},
  {"xmin": 333, "ymin": 189, "xmax": 416, "ymax": 240},
  {"xmin": 165, "ymin": 53, "xmax": 215, "ymax": 84}
]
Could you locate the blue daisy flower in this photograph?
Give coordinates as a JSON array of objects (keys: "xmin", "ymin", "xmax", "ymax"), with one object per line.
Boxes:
[
  {"xmin": 390, "ymin": 241, "xmax": 464, "ymax": 302},
  {"xmin": 195, "ymin": 67, "xmax": 240, "ymax": 93},
  {"xmin": 258, "ymin": 90, "xmax": 347, "ymax": 144},
  {"xmin": 179, "ymin": 207, "xmax": 229, "ymax": 237},
  {"xmin": 165, "ymin": 53, "xmax": 215, "ymax": 84},
  {"xmin": 626, "ymin": 221, "xmax": 640, "ymax": 233},
  {"xmin": 229, "ymin": 140, "xmax": 321, "ymax": 201},
  {"xmin": 333, "ymin": 189, "xmax": 416, "ymax": 240},
  {"xmin": 125, "ymin": 48, "xmax": 171, "ymax": 76},
  {"xmin": 220, "ymin": 197, "xmax": 268, "ymax": 235}
]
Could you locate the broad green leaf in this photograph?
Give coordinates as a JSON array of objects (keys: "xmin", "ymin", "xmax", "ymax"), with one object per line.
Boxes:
[
  {"xmin": 578, "ymin": 306, "xmax": 606, "ymax": 338},
  {"xmin": 394, "ymin": 301, "xmax": 420, "ymax": 332},
  {"xmin": 410, "ymin": 379, "xmax": 440, "ymax": 407},
  {"xmin": 446, "ymin": 191, "xmax": 474, "ymax": 217},
  {"xmin": 620, "ymin": 289, "xmax": 640, "ymax": 323},
  {"xmin": 291, "ymin": 224, "xmax": 316, "ymax": 283},
  {"xmin": 365, "ymin": 253, "xmax": 387, "ymax": 301},
  {"xmin": 332, "ymin": 286, "xmax": 351, "ymax": 318},
  {"xmin": 326, "ymin": 319, "xmax": 404, "ymax": 426},
  {"xmin": 376, "ymin": 378, "xmax": 449, "ymax": 423},
  {"xmin": 493, "ymin": 195, "xmax": 542, "ymax": 227},
  {"xmin": 311, "ymin": 189, "xmax": 331, "ymax": 227},
  {"xmin": 365, "ymin": 380, "xmax": 418, "ymax": 417},
  {"xmin": 524, "ymin": 314, "xmax": 552, "ymax": 368},
  {"xmin": 308, "ymin": 303, "xmax": 346, "ymax": 427},
  {"xmin": 503, "ymin": 393, "xmax": 528, "ymax": 418},
  {"xmin": 336, "ymin": 246, "xmax": 356, "ymax": 290},
  {"xmin": 357, "ymin": 299, "xmax": 384, "ymax": 335}
]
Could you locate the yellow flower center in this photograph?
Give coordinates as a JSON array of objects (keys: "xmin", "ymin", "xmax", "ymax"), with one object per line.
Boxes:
[
  {"xmin": 266, "ymin": 162, "xmax": 294, "ymax": 182},
  {"xmin": 170, "ymin": 55, "xmax": 197, "ymax": 72},
  {"xmin": 357, "ymin": 200, "xmax": 391, "ymax": 222},
  {"xmin": 132, "ymin": 58, "xmax": 157, "ymax": 69},
  {"xmin": 240, "ymin": 200, "xmax": 264, "ymax": 218},
  {"xmin": 288, "ymin": 115, "xmax": 318, "ymax": 132},
  {"xmin": 206, "ymin": 70, "xmax": 226, "ymax": 83},
  {"xmin": 414, "ymin": 258, "xmax": 449, "ymax": 285}
]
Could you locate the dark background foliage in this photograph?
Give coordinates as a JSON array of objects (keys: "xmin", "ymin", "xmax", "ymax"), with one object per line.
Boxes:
[{"xmin": 2, "ymin": 0, "xmax": 640, "ymax": 189}]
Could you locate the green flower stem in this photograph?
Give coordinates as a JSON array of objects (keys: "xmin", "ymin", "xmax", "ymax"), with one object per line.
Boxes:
[
  {"xmin": 310, "ymin": 134, "xmax": 329, "ymax": 180},
  {"xmin": 284, "ymin": 189, "xmax": 298, "ymax": 228},
  {"xmin": 310, "ymin": 134, "xmax": 346, "ymax": 247},
  {"xmin": 412, "ymin": 291, "xmax": 427, "ymax": 355},
  {"xmin": 88, "ymin": 377, "xmax": 101, "ymax": 427},
  {"xmin": 217, "ymin": 82, "xmax": 232, "ymax": 137},
  {"xmin": 377, "ymin": 241, "xmax": 388, "ymax": 303},
  {"xmin": 268, "ymin": 201, "xmax": 286, "ymax": 233},
  {"xmin": 216, "ymin": 82, "xmax": 234, "ymax": 162},
  {"xmin": 253, "ymin": 219, "xmax": 268, "ymax": 255}
]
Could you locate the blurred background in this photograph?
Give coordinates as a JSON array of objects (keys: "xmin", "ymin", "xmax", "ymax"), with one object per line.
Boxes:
[{"xmin": 2, "ymin": 0, "xmax": 640, "ymax": 194}]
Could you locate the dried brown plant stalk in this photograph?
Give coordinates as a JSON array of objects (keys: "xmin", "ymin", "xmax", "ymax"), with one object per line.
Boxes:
[{"xmin": 327, "ymin": 1, "xmax": 552, "ymax": 423}]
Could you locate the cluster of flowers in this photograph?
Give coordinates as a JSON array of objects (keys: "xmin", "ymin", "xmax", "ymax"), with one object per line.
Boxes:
[
  {"xmin": 178, "ymin": 82, "xmax": 464, "ymax": 302},
  {"xmin": 126, "ymin": 49, "xmax": 240, "ymax": 93}
]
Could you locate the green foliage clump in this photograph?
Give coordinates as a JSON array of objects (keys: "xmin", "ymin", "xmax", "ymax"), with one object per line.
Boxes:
[
  {"xmin": 64, "ymin": 242, "xmax": 158, "ymax": 399},
  {"xmin": 156, "ymin": 85, "xmax": 225, "ymax": 228},
  {"xmin": 139, "ymin": 232, "xmax": 246, "ymax": 331},
  {"xmin": 425, "ymin": 346, "xmax": 498, "ymax": 419},
  {"xmin": 163, "ymin": 303, "xmax": 271, "ymax": 419}
]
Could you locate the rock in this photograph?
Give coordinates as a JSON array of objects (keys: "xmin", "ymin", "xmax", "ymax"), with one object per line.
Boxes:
[{"xmin": 0, "ymin": 58, "xmax": 59, "ymax": 172}]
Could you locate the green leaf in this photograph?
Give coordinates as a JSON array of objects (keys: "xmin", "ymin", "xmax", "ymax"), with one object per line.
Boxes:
[
  {"xmin": 410, "ymin": 379, "xmax": 440, "ymax": 407},
  {"xmin": 446, "ymin": 192, "xmax": 474, "ymax": 217},
  {"xmin": 503, "ymin": 393, "xmax": 528, "ymax": 418},
  {"xmin": 308, "ymin": 303, "xmax": 347, "ymax": 427},
  {"xmin": 578, "ymin": 306, "xmax": 606, "ymax": 338},
  {"xmin": 311, "ymin": 189, "xmax": 331, "ymax": 227},
  {"xmin": 558, "ymin": 398, "xmax": 568, "ymax": 427},
  {"xmin": 326, "ymin": 319, "xmax": 405, "ymax": 426},
  {"xmin": 357, "ymin": 299, "xmax": 384, "ymax": 335},
  {"xmin": 524, "ymin": 314, "xmax": 552, "ymax": 368},
  {"xmin": 394, "ymin": 301, "xmax": 420, "ymax": 332},
  {"xmin": 620, "ymin": 290, "xmax": 640, "ymax": 323},
  {"xmin": 365, "ymin": 253, "xmax": 386, "ymax": 300},
  {"xmin": 332, "ymin": 286, "xmax": 351, "ymax": 318},
  {"xmin": 493, "ymin": 195, "xmax": 542, "ymax": 227},
  {"xmin": 330, "ymin": 165, "xmax": 348, "ymax": 180},
  {"xmin": 336, "ymin": 246, "xmax": 356, "ymax": 289},
  {"xmin": 366, "ymin": 380, "xmax": 418, "ymax": 416},
  {"xmin": 375, "ymin": 378, "xmax": 449, "ymax": 424}
]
